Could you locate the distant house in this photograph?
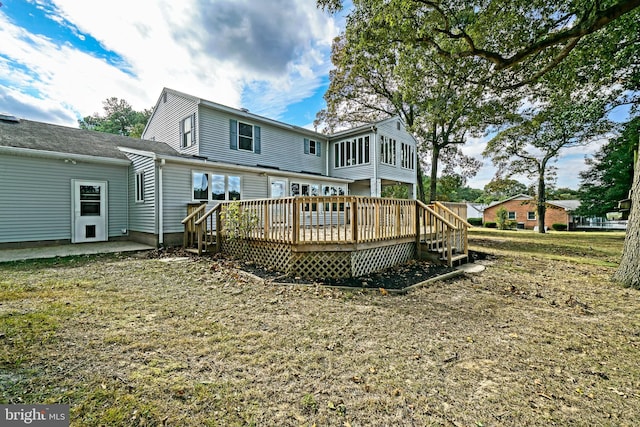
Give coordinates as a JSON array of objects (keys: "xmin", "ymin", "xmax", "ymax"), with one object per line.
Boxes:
[
  {"xmin": 466, "ymin": 203, "xmax": 487, "ymax": 220},
  {"xmin": 0, "ymin": 88, "xmax": 420, "ymax": 249},
  {"xmin": 482, "ymin": 194, "xmax": 580, "ymax": 230}
]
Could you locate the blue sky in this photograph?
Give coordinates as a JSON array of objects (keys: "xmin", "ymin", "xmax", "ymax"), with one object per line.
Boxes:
[
  {"xmin": 0, "ymin": 0, "xmax": 631, "ymax": 190},
  {"xmin": 0, "ymin": 0, "xmax": 343, "ymax": 128}
]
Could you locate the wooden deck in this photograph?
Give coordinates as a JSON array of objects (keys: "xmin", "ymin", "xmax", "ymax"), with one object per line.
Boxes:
[{"xmin": 182, "ymin": 196, "xmax": 470, "ymax": 278}]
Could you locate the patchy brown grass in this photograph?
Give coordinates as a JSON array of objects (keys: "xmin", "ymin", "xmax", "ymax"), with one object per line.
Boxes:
[{"xmin": 1, "ymin": 230, "xmax": 639, "ymax": 426}]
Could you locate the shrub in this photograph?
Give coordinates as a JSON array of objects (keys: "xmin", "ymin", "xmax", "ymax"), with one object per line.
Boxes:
[
  {"xmin": 551, "ymin": 223, "xmax": 568, "ymax": 231},
  {"xmin": 484, "ymin": 221, "xmax": 497, "ymax": 228},
  {"xmin": 468, "ymin": 218, "xmax": 483, "ymax": 226},
  {"xmin": 496, "ymin": 207, "xmax": 510, "ymax": 230}
]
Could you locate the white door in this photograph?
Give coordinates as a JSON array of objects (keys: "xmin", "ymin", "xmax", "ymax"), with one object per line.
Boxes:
[{"xmin": 72, "ymin": 180, "xmax": 108, "ymax": 243}]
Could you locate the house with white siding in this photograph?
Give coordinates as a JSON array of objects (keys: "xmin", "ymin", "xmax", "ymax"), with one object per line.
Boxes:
[{"xmin": 0, "ymin": 88, "xmax": 418, "ymax": 249}]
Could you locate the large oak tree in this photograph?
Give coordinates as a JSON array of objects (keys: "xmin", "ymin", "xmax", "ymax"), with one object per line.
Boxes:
[{"xmin": 318, "ymin": 0, "xmax": 640, "ymax": 286}]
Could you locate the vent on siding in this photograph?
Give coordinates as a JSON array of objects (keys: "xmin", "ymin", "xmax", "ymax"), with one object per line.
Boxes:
[{"xmin": 0, "ymin": 113, "xmax": 20, "ymax": 123}]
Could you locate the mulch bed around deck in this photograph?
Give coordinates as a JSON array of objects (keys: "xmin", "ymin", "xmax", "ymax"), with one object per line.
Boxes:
[
  {"xmin": 218, "ymin": 255, "xmax": 456, "ymax": 290},
  {"xmin": 144, "ymin": 248, "xmax": 485, "ymax": 290}
]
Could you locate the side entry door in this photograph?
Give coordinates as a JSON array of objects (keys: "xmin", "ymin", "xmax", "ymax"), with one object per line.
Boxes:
[{"xmin": 72, "ymin": 180, "xmax": 108, "ymax": 243}]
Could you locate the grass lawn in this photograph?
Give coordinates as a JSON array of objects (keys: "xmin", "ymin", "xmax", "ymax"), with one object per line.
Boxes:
[{"xmin": 1, "ymin": 229, "xmax": 639, "ymax": 426}]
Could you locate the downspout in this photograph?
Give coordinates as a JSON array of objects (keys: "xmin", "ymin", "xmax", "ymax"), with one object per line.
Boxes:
[
  {"xmin": 325, "ymin": 138, "xmax": 329, "ymax": 177},
  {"xmin": 158, "ymin": 158, "xmax": 165, "ymax": 246}
]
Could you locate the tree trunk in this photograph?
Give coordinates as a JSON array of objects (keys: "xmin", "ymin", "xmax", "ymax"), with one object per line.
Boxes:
[
  {"xmin": 429, "ymin": 145, "xmax": 440, "ymax": 203},
  {"xmin": 416, "ymin": 165, "xmax": 426, "ymax": 203},
  {"xmin": 613, "ymin": 153, "xmax": 640, "ymax": 288},
  {"xmin": 537, "ymin": 171, "xmax": 546, "ymax": 233}
]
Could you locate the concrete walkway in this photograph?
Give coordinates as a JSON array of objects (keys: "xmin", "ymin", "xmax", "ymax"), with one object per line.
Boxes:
[{"xmin": 0, "ymin": 241, "xmax": 155, "ymax": 263}]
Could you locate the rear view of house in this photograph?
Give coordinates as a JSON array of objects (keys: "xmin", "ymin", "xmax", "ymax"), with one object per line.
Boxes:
[{"xmin": 1, "ymin": 88, "xmax": 419, "ymax": 249}]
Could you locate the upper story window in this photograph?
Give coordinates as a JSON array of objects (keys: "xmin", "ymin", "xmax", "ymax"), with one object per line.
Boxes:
[
  {"xmin": 508, "ymin": 211, "xmax": 517, "ymax": 220},
  {"xmin": 230, "ymin": 119, "xmax": 261, "ymax": 154},
  {"xmin": 380, "ymin": 136, "xmax": 396, "ymax": 166},
  {"xmin": 238, "ymin": 122, "xmax": 253, "ymax": 151},
  {"xmin": 401, "ymin": 142, "xmax": 415, "ymax": 170},
  {"xmin": 334, "ymin": 136, "xmax": 369, "ymax": 168},
  {"xmin": 305, "ymin": 138, "xmax": 321, "ymax": 156},
  {"xmin": 527, "ymin": 211, "xmax": 536, "ymax": 220},
  {"xmin": 180, "ymin": 114, "xmax": 195, "ymax": 148}
]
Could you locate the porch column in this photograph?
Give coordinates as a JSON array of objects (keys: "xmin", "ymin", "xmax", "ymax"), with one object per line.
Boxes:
[{"xmin": 370, "ymin": 178, "xmax": 382, "ymax": 197}]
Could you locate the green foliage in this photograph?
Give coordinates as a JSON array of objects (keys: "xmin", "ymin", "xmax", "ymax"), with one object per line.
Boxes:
[
  {"xmin": 495, "ymin": 207, "xmax": 510, "ymax": 230},
  {"xmin": 78, "ymin": 97, "xmax": 152, "ymax": 137},
  {"xmin": 547, "ymin": 187, "xmax": 581, "ymax": 200},
  {"xmin": 422, "ymin": 174, "xmax": 484, "ymax": 202},
  {"xmin": 381, "ymin": 184, "xmax": 409, "ymax": 199},
  {"xmin": 468, "ymin": 218, "xmax": 483, "ymax": 226},
  {"xmin": 577, "ymin": 117, "xmax": 638, "ymax": 217},
  {"xmin": 300, "ymin": 394, "xmax": 318, "ymax": 414},
  {"xmin": 484, "ymin": 221, "xmax": 497, "ymax": 228},
  {"xmin": 483, "ymin": 178, "xmax": 528, "ymax": 202},
  {"xmin": 552, "ymin": 223, "xmax": 568, "ymax": 231},
  {"xmin": 221, "ymin": 202, "xmax": 259, "ymax": 241}
]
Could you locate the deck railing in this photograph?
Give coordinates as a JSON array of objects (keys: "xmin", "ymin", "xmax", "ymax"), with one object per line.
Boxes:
[{"xmin": 183, "ymin": 196, "xmax": 470, "ymax": 264}]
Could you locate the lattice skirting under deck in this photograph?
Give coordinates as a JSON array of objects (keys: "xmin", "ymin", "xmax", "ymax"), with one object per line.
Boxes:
[
  {"xmin": 220, "ymin": 238, "xmax": 416, "ymax": 279},
  {"xmin": 221, "ymin": 239, "xmax": 292, "ymax": 273}
]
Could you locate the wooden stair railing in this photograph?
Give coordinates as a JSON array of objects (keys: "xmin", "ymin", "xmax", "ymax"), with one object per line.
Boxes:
[
  {"xmin": 182, "ymin": 204, "xmax": 221, "ymax": 255},
  {"xmin": 416, "ymin": 200, "xmax": 471, "ymax": 267},
  {"xmin": 181, "ymin": 203, "xmax": 207, "ymax": 249}
]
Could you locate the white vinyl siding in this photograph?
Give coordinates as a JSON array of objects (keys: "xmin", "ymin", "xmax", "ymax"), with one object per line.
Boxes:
[
  {"xmin": 0, "ymin": 154, "xmax": 128, "ymax": 243},
  {"xmin": 127, "ymin": 153, "xmax": 156, "ymax": 234},
  {"xmin": 142, "ymin": 91, "xmax": 198, "ymax": 155},
  {"xmin": 198, "ymin": 107, "xmax": 324, "ymax": 174}
]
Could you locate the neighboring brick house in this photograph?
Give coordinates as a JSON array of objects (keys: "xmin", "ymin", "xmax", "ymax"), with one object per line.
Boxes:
[{"xmin": 483, "ymin": 194, "xmax": 580, "ymax": 230}]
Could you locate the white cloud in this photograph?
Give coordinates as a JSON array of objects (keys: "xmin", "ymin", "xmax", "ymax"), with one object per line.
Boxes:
[{"xmin": 1, "ymin": 0, "xmax": 340, "ymax": 126}]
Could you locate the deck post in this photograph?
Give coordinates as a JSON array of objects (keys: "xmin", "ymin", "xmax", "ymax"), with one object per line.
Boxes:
[
  {"xmin": 292, "ymin": 197, "xmax": 299, "ymax": 244},
  {"xmin": 351, "ymin": 198, "xmax": 358, "ymax": 243},
  {"xmin": 215, "ymin": 207, "xmax": 221, "ymax": 253},
  {"xmin": 415, "ymin": 202, "xmax": 421, "ymax": 259}
]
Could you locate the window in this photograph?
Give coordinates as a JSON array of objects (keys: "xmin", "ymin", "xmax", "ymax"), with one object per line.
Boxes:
[
  {"xmin": 230, "ymin": 119, "xmax": 261, "ymax": 153},
  {"xmin": 270, "ymin": 179, "xmax": 287, "ymax": 198},
  {"xmin": 211, "ymin": 174, "xmax": 225, "ymax": 200},
  {"xmin": 135, "ymin": 171, "xmax": 145, "ymax": 203},
  {"xmin": 180, "ymin": 114, "xmax": 195, "ymax": 148},
  {"xmin": 333, "ymin": 136, "xmax": 369, "ymax": 168},
  {"xmin": 228, "ymin": 176, "xmax": 241, "ymax": 200},
  {"xmin": 508, "ymin": 211, "xmax": 516, "ymax": 220},
  {"xmin": 193, "ymin": 172, "xmax": 241, "ymax": 201},
  {"xmin": 380, "ymin": 136, "xmax": 396, "ymax": 165},
  {"xmin": 528, "ymin": 211, "xmax": 536, "ymax": 220},
  {"xmin": 401, "ymin": 143, "xmax": 415, "ymax": 170},
  {"xmin": 304, "ymin": 138, "xmax": 321, "ymax": 156},
  {"xmin": 192, "ymin": 172, "xmax": 209, "ymax": 200},
  {"xmin": 238, "ymin": 122, "xmax": 253, "ymax": 151}
]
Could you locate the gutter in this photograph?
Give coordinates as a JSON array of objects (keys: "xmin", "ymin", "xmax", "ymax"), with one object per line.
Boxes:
[
  {"xmin": 155, "ymin": 153, "xmax": 353, "ymax": 184},
  {"xmin": 0, "ymin": 145, "xmax": 131, "ymax": 166}
]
